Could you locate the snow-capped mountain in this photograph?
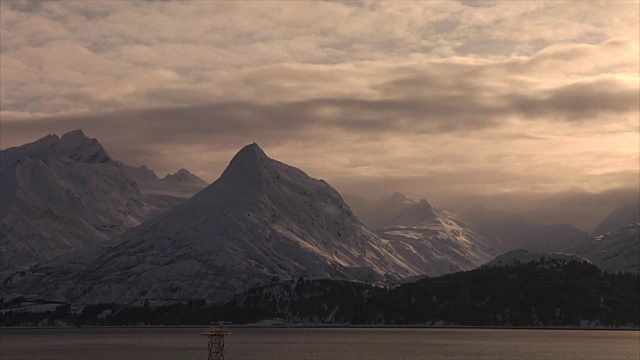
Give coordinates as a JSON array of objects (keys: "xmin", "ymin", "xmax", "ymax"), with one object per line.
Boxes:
[
  {"xmin": 124, "ymin": 166, "xmax": 208, "ymax": 211},
  {"xmin": 162, "ymin": 168, "xmax": 207, "ymax": 185},
  {"xmin": 360, "ymin": 192, "xmax": 513, "ymax": 276},
  {"xmin": 459, "ymin": 205, "xmax": 589, "ymax": 253},
  {"xmin": 5, "ymin": 143, "xmax": 419, "ymax": 305},
  {"xmin": 569, "ymin": 224, "xmax": 639, "ymax": 274},
  {"xmin": 0, "ymin": 130, "xmax": 159, "ymax": 268},
  {"xmin": 349, "ymin": 192, "xmax": 418, "ymax": 230},
  {"xmin": 592, "ymin": 202, "xmax": 639, "ymax": 236}
]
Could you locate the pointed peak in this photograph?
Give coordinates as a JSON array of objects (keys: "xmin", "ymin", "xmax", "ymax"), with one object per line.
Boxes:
[
  {"xmin": 417, "ymin": 198, "xmax": 439, "ymax": 213},
  {"xmin": 217, "ymin": 143, "xmax": 274, "ymax": 187},
  {"xmin": 385, "ymin": 191, "xmax": 414, "ymax": 205},
  {"xmin": 390, "ymin": 191, "xmax": 409, "ymax": 201},
  {"xmin": 237, "ymin": 142, "xmax": 266, "ymax": 156},
  {"xmin": 162, "ymin": 168, "xmax": 207, "ymax": 184},
  {"xmin": 229, "ymin": 143, "xmax": 269, "ymax": 165},
  {"xmin": 56, "ymin": 129, "xmax": 112, "ymax": 163},
  {"xmin": 125, "ymin": 164, "xmax": 160, "ymax": 183},
  {"xmin": 60, "ymin": 129, "xmax": 87, "ymax": 140}
]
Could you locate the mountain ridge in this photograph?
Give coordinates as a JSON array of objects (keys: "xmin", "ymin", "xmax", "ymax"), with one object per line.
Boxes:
[
  {"xmin": 348, "ymin": 192, "xmax": 513, "ymax": 276},
  {"xmin": 4, "ymin": 143, "xmax": 418, "ymax": 305},
  {"xmin": 459, "ymin": 205, "xmax": 589, "ymax": 253},
  {"xmin": 0, "ymin": 130, "xmax": 159, "ymax": 268}
]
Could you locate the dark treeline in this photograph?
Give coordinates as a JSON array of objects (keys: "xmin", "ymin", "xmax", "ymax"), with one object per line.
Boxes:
[{"xmin": 2, "ymin": 260, "xmax": 638, "ymax": 327}]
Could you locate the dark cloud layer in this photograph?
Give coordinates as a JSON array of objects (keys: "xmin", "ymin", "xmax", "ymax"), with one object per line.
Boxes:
[
  {"xmin": 4, "ymin": 73, "xmax": 636, "ymax": 147},
  {"xmin": 510, "ymin": 80, "xmax": 639, "ymax": 121}
]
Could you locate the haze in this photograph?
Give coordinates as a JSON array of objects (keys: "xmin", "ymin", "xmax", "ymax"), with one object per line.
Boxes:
[{"xmin": 1, "ymin": 1, "xmax": 638, "ymax": 231}]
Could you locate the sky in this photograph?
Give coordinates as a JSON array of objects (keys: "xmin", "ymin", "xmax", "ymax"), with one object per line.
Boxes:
[{"xmin": 1, "ymin": 0, "xmax": 638, "ymax": 231}]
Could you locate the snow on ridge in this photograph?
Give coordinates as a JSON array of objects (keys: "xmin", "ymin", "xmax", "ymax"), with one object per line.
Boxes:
[
  {"xmin": 369, "ymin": 192, "xmax": 513, "ymax": 277},
  {"xmin": 570, "ymin": 224, "xmax": 639, "ymax": 273},
  {"xmin": 2, "ymin": 129, "xmax": 112, "ymax": 165},
  {"xmin": 0, "ymin": 130, "xmax": 160, "ymax": 268},
  {"xmin": 1, "ymin": 129, "xmax": 207, "ymax": 269},
  {"xmin": 5, "ymin": 143, "xmax": 422, "ymax": 305}
]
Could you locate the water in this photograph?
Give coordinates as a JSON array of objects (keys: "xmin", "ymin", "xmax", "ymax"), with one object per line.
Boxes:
[{"xmin": 1, "ymin": 327, "xmax": 638, "ymax": 360}]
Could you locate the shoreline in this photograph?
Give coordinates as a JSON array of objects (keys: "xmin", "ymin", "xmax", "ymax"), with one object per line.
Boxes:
[{"xmin": 2, "ymin": 324, "xmax": 638, "ymax": 331}]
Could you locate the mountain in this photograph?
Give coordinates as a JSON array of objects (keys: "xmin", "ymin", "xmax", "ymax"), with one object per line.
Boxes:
[
  {"xmin": 4, "ymin": 143, "xmax": 419, "ymax": 305},
  {"xmin": 161, "ymin": 168, "xmax": 207, "ymax": 185},
  {"xmin": 125, "ymin": 165, "xmax": 160, "ymax": 184},
  {"xmin": 570, "ymin": 224, "xmax": 639, "ymax": 274},
  {"xmin": 592, "ymin": 202, "xmax": 639, "ymax": 236},
  {"xmin": 358, "ymin": 193, "xmax": 512, "ymax": 276},
  {"xmin": 459, "ymin": 205, "xmax": 589, "ymax": 253},
  {"xmin": 124, "ymin": 166, "xmax": 208, "ymax": 211},
  {"xmin": 349, "ymin": 192, "xmax": 417, "ymax": 230},
  {"xmin": 0, "ymin": 130, "xmax": 159, "ymax": 268}
]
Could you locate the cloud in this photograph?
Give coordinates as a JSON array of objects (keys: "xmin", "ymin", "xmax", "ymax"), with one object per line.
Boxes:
[
  {"xmin": 1, "ymin": 1, "xmax": 638, "ymax": 231},
  {"xmin": 448, "ymin": 185, "xmax": 640, "ymax": 233},
  {"xmin": 2, "ymin": 2, "xmax": 637, "ymax": 121},
  {"xmin": 507, "ymin": 78, "xmax": 639, "ymax": 121}
]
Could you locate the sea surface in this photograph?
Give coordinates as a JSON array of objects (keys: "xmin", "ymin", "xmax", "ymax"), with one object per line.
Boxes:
[{"xmin": 1, "ymin": 327, "xmax": 638, "ymax": 360}]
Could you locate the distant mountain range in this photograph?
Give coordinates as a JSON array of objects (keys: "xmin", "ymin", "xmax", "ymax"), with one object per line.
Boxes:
[
  {"xmin": 570, "ymin": 224, "xmax": 639, "ymax": 274},
  {"xmin": 2, "ymin": 131, "xmax": 637, "ymax": 313},
  {"xmin": 458, "ymin": 205, "xmax": 589, "ymax": 253},
  {"xmin": 591, "ymin": 202, "xmax": 639, "ymax": 236},
  {"xmin": 352, "ymin": 192, "xmax": 512, "ymax": 276},
  {"xmin": 124, "ymin": 165, "xmax": 208, "ymax": 211},
  {"xmin": 345, "ymin": 193, "xmax": 591, "ymax": 260}
]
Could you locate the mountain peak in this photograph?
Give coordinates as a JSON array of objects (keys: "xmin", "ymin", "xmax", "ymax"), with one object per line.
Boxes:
[
  {"xmin": 230, "ymin": 143, "xmax": 269, "ymax": 166},
  {"xmin": 218, "ymin": 143, "xmax": 271, "ymax": 184},
  {"xmin": 57, "ymin": 129, "xmax": 112, "ymax": 163},
  {"xmin": 390, "ymin": 191, "xmax": 410, "ymax": 202},
  {"xmin": 384, "ymin": 192, "xmax": 414, "ymax": 207},
  {"xmin": 237, "ymin": 142, "xmax": 267, "ymax": 158},
  {"xmin": 60, "ymin": 129, "xmax": 87, "ymax": 140},
  {"xmin": 162, "ymin": 168, "xmax": 207, "ymax": 185},
  {"xmin": 417, "ymin": 198, "xmax": 436, "ymax": 210}
]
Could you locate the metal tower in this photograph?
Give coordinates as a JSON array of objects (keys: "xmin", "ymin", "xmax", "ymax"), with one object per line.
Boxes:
[{"xmin": 201, "ymin": 322, "xmax": 231, "ymax": 360}]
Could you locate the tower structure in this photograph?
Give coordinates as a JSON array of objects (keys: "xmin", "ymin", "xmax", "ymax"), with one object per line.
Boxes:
[{"xmin": 201, "ymin": 322, "xmax": 231, "ymax": 360}]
